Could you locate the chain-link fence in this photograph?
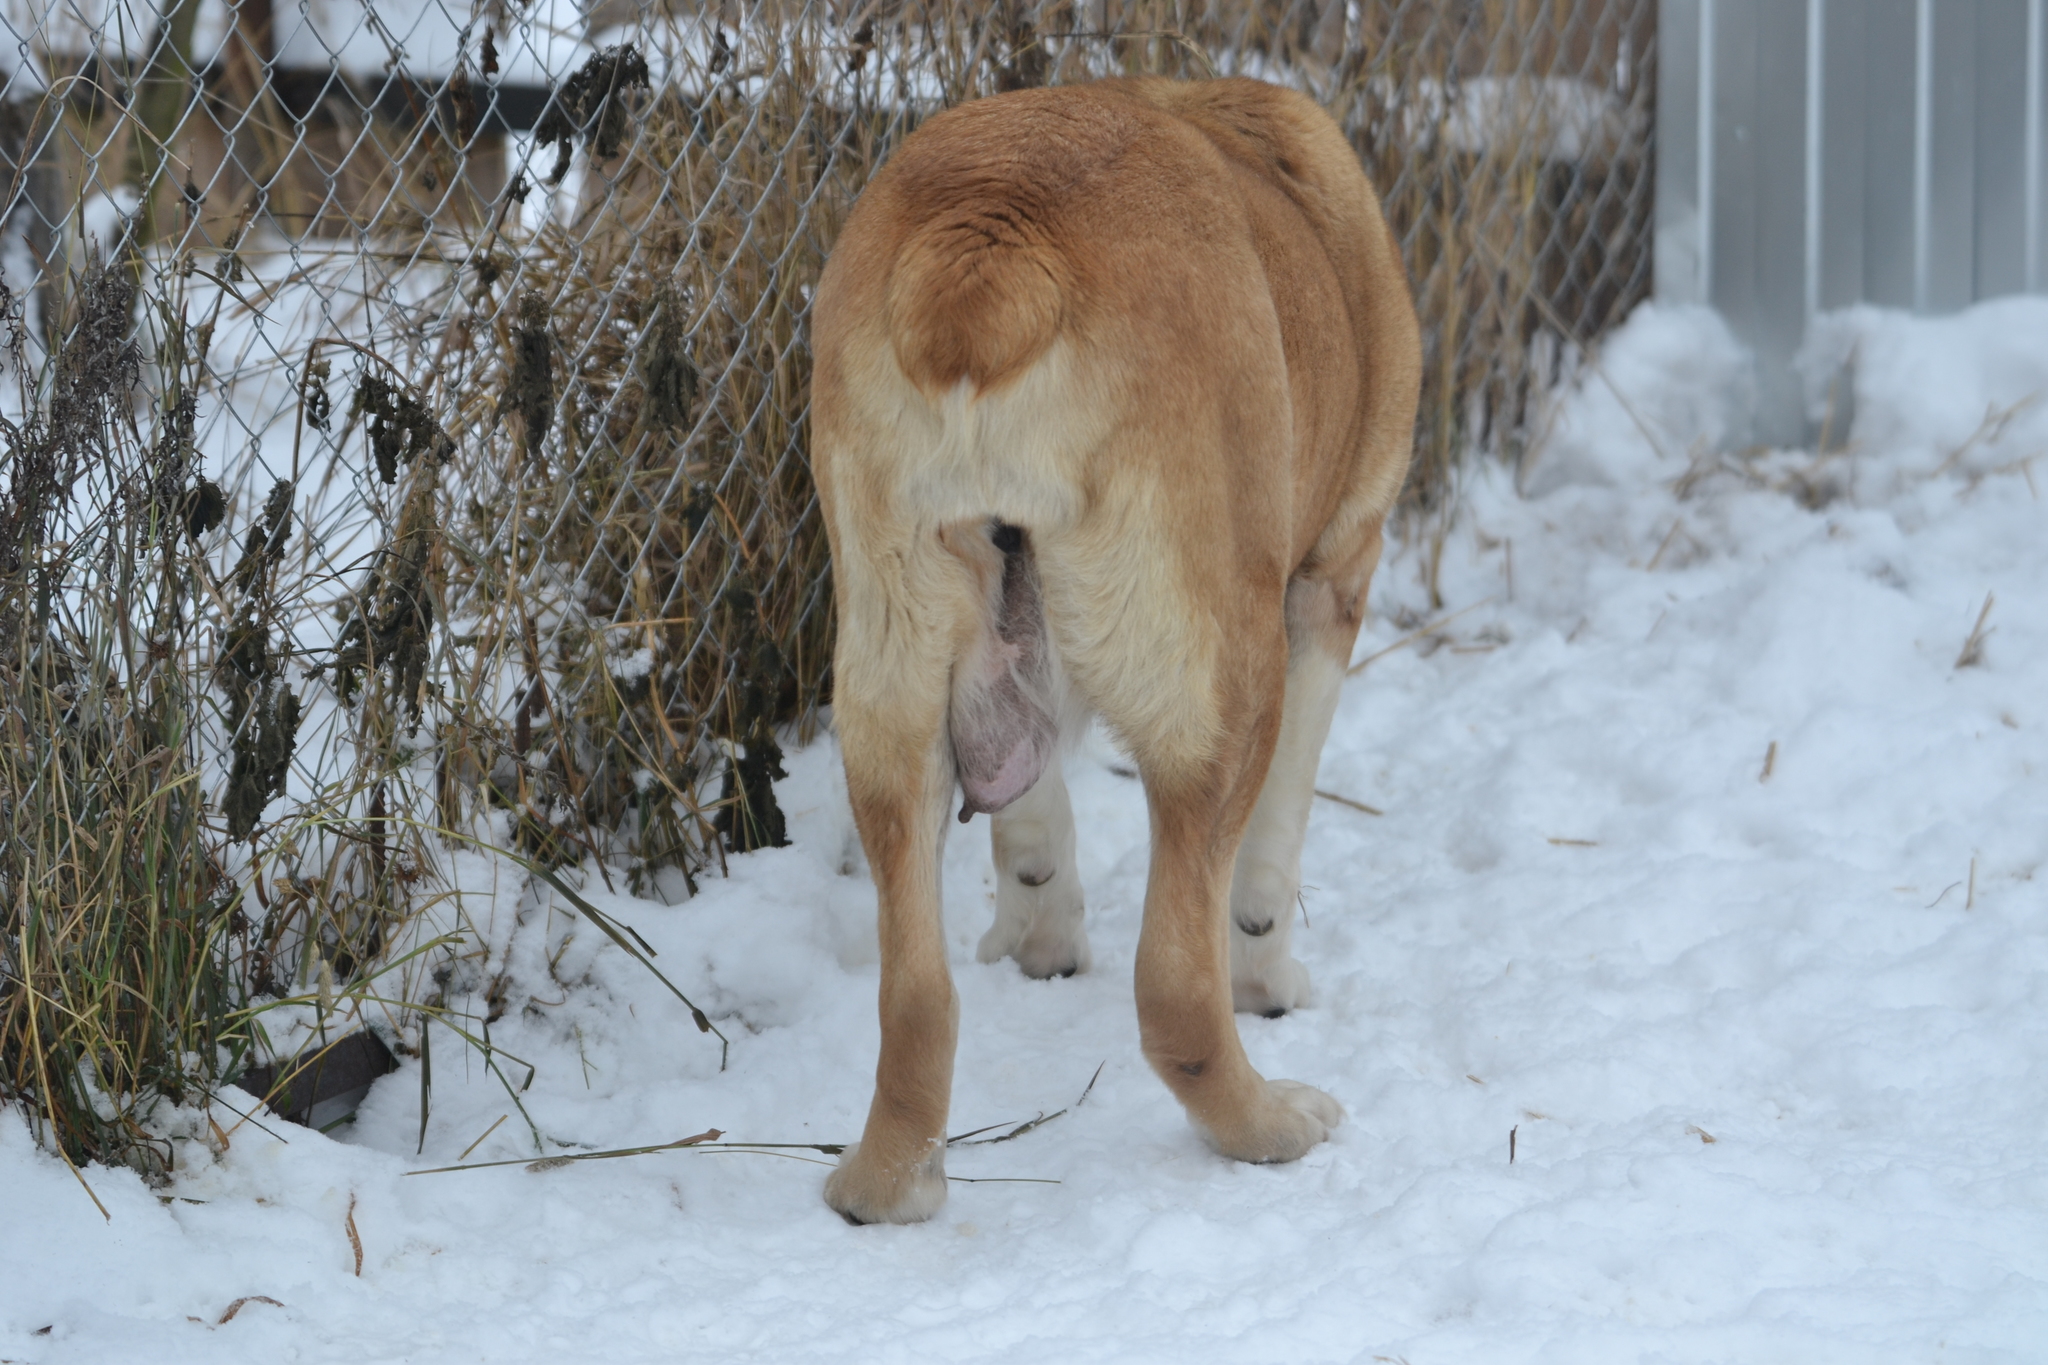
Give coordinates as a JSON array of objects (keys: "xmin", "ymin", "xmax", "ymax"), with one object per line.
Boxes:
[{"xmin": 1, "ymin": 1, "xmax": 1653, "ymax": 1164}]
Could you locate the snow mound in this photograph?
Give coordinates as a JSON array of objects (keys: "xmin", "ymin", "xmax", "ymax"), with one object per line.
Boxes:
[
  {"xmin": 1803, "ymin": 296, "xmax": 2048, "ymax": 491},
  {"xmin": 1522, "ymin": 302, "xmax": 1752, "ymax": 495}
]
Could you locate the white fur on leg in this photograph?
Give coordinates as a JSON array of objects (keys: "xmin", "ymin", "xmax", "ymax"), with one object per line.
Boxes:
[
  {"xmin": 1230, "ymin": 645, "xmax": 1345, "ymax": 1015},
  {"xmin": 1231, "ymin": 861, "xmax": 1314, "ymax": 1015},
  {"xmin": 977, "ymin": 762, "xmax": 1091, "ymax": 978}
]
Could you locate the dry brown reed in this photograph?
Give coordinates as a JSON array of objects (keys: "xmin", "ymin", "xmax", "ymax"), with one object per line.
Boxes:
[{"xmin": 0, "ymin": 238, "xmax": 448, "ymax": 1178}]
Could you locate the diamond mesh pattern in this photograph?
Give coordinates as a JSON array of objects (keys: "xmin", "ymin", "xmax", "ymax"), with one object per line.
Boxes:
[{"xmin": 0, "ymin": 0, "xmax": 1654, "ymax": 887}]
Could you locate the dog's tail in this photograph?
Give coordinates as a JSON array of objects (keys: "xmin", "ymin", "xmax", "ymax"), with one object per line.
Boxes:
[{"xmin": 883, "ymin": 208, "xmax": 1067, "ymax": 398}]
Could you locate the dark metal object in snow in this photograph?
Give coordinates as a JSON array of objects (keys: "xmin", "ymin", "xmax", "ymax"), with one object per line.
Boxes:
[{"xmin": 237, "ymin": 1031, "xmax": 397, "ymax": 1131}]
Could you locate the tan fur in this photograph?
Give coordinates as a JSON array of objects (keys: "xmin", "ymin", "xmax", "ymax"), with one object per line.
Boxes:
[{"xmin": 811, "ymin": 77, "xmax": 1421, "ymax": 1225}]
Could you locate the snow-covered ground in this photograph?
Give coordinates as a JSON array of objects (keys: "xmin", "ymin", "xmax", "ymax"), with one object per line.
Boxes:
[{"xmin": 6, "ymin": 299, "xmax": 2047, "ymax": 1363}]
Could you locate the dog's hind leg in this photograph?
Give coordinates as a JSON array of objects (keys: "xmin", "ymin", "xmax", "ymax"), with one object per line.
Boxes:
[
  {"xmin": 1073, "ymin": 561, "xmax": 1343, "ymax": 1163},
  {"xmin": 825, "ymin": 515, "xmax": 1069, "ymax": 1223},
  {"xmin": 822, "ymin": 531, "xmax": 975, "ymax": 1225},
  {"xmin": 1133, "ymin": 653, "xmax": 1346, "ymax": 1161}
]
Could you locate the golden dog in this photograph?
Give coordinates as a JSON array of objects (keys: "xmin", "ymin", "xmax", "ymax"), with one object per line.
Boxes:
[{"xmin": 810, "ymin": 76, "xmax": 1420, "ymax": 1224}]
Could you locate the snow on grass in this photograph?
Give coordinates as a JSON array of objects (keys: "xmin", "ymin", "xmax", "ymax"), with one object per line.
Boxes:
[{"xmin": 4, "ymin": 299, "xmax": 2046, "ymax": 1362}]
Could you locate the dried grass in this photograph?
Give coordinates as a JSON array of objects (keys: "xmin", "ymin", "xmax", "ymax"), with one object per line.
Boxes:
[{"xmin": 0, "ymin": 240, "xmax": 446, "ymax": 1178}]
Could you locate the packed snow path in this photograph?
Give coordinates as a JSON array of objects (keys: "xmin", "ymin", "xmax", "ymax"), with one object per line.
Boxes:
[{"xmin": 6, "ymin": 303, "xmax": 2046, "ymax": 1362}]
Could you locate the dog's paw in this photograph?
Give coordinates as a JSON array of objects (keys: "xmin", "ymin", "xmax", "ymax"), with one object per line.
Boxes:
[
  {"xmin": 1232, "ymin": 954, "xmax": 1313, "ymax": 1017},
  {"xmin": 822, "ymin": 1141, "xmax": 948, "ymax": 1225},
  {"xmin": 1203, "ymin": 1079, "xmax": 1344, "ymax": 1164},
  {"xmin": 975, "ymin": 920, "xmax": 1023, "ymax": 965},
  {"xmin": 979, "ymin": 872, "xmax": 1090, "ymax": 979},
  {"xmin": 1009, "ymin": 921, "xmax": 1092, "ymax": 980}
]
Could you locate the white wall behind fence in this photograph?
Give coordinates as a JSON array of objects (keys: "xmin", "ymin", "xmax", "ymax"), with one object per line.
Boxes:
[{"xmin": 1657, "ymin": 0, "xmax": 2047, "ymax": 443}]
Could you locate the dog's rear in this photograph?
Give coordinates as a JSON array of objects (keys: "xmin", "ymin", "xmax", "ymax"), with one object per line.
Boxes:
[{"xmin": 811, "ymin": 78, "xmax": 1420, "ymax": 1224}]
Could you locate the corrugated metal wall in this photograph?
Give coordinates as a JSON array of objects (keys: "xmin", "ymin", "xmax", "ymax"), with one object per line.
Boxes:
[{"xmin": 1656, "ymin": 0, "xmax": 2047, "ymax": 442}]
